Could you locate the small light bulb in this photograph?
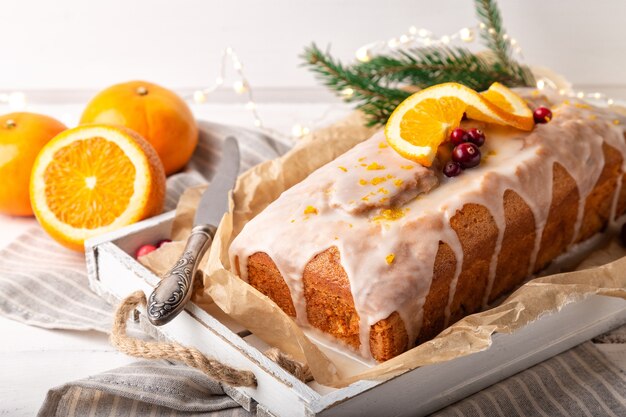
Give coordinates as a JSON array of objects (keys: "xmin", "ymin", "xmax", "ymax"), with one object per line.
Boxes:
[
  {"xmin": 608, "ymin": 99, "xmax": 615, "ymax": 106},
  {"xmin": 193, "ymin": 90, "xmax": 207, "ymax": 103},
  {"xmin": 558, "ymin": 89, "xmax": 566, "ymax": 95},
  {"xmin": 459, "ymin": 28, "xmax": 474, "ymax": 42},
  {"xmin": 408, "ymin": 26, "xmax": 417, "ymax": 35},
  {"xmin": 254, "ymin": 119, "xmax": 262, "ymax": 127},
  {"xmin": 387, "ymin": 38, "xmax": 399, "ymax": 48},
  {"xmin": 225, "ymin": 47, "xmax": 233, "ymax": 55},
  {"xmin": 577, "ymin": 92, "xmax": 585, "ymax": 99},
  {"xmin": 215, "ymin": 77, "xmax": 224, "ymax": 85},
  {"xmin": 355, "ymin": 46, "xmax": 371, "ymax": 63},
  {"xmin": 441, "ymin": 35, "xmax": 451, "ymax": 45},
  {"xmin": 488, "ymin": 27, "xmax": 496, "ymax": 35},
  {"xmin": 479, "ymin": 23, "xmax": 487, "ymax": 29},
  {"xmin": 510, "ymin": 39, "xmax": 518, "ymax": 46},
  {"xmin": 233, "ymin": 60, "xmax": 243, "ymax": 71},
  {"xmin": 245, "ymin": 101, "xmax": 256, "ymax": 110},
  {"xmin": 593, "ymin": 92, "xmax": 602, "ymax": 99},
  {"xmin": 233, "ymin": 81, "xmax": 247, "ymax": 94},
  {"xmin": 423, "ymin": 38, "xmax": 432, "ymax": 47},
  {"xmin": 341, "ymin": 88, "xmax": 354, "ymax": 99},
  {"xmin": 418, "ymin": 28, "xmax": 429, "ymax": 37},
  {"xmin": 536, "ymin": 80, "xmax": 545, "ymax": 90},
  {"xmin": 291, "ymin": 124, "xmax": 310, "ymax": 137},
  {"xmin": 502, "ymin": 34, "xmax": 509, "ymax": 40}
]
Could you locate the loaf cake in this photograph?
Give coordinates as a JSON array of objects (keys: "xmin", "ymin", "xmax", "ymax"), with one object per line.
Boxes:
[{"xmin": 229, "ymin": 90, "xmax": 626, "ymax": 362}]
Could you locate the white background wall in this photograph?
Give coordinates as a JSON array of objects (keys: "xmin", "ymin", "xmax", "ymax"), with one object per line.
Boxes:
[{"xmin": 2, "ymin": 0, "xmax": 626, "ymax": 96}]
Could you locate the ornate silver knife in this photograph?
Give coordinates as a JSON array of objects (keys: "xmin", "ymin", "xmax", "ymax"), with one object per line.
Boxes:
[{"xmin": 147, "ymin": 136, "xmax": 240, "ymax": 326}]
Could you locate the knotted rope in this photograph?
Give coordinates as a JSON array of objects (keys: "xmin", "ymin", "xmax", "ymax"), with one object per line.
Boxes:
[{"xmin": 111, "ymin": 291, "xmax": 312, "ymax": 387}]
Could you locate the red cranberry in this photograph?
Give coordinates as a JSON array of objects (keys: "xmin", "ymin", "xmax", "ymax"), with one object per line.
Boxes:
[
  {"xmin": 443, "ymin": 161, "xmax": 462, "ymax": 177},
  {"xmin": 533, "ymin": 106, "xmax": 552, "ymax": 124},
  {"xmin": 136, "ymin": 244, "xmax": 157, "ymax": 258},
  {"xmin": 466, "ymin": 128, "xmax": 485, "ymax": 147},
  {"xmin": 157, "ymin": 239, "xmax": 172, "ymax": 248},
  {"xmin": 449, "ymin": 128, "xmax": 469, "ymax": 146},
  {"xmin": 452, "ymin": 142, "xmax": 481, "ymax": 168}
]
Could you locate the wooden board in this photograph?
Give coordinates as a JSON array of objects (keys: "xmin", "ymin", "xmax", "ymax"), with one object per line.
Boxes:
[{"xmin": 85, "ymin": 212, "xmax": 626, "ymax": 417}]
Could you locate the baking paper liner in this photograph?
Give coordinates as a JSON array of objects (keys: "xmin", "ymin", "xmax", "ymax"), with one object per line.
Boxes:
[{"xmin": 141, "ymin": 111, "xmax": 626, "ymax": 388}]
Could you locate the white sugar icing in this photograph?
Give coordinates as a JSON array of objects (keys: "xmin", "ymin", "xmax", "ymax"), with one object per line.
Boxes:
[{"xmin": 229, "ymin": 90, "xmax": 626, "ymax": 359}]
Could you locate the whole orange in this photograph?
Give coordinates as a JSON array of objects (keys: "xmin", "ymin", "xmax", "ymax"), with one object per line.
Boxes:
[
  {"xmin": 0, "ymin": 113, "xmax": 67, "ymax": 216},
  {"xmin": 80, "ymin": 81, "xmax": 198, "ymax": 175}
]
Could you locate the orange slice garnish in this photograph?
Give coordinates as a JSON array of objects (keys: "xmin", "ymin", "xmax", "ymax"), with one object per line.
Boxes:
[
  {"xmin": 30, "ymin": 125, "xmax": 166, "ymax": 251},
  {"xmin": 480, "ymin": 82, "xmax": 534, "ymax": 130},
  {"xmin": 385, "ymin": 82, "xmax": 533, "ymax": 166}
]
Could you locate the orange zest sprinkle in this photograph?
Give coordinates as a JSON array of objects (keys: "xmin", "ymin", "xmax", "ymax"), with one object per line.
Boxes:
[
  {"xmin": 378, "ymin": 142, "xmax": 388, "ymax": 148},
  {"xmin": 393, "ymin": 179, "xmax": 404, "ymax": 187},
  {"xmin": 358, "ymin": 157, "xmax": 366, "ymax": 162},
  {"xmin": 378, "ymin": 187, "xmax": 389, "ymax": 195},
  {"xmin": 303, "ymin": 205, "xmax": 318, "ymax": 215},
  {"xmin": 371, "ymin": 176, "xmax": 386, "ymax": 185},
  {"xmin": 372, "ymin": 207, "xmax": 406, "ymax": 222},
  {"xmin": 359, "ymin": 179, "xmax": 368, "ymax": 186},
  {"xmin": 386, "ymin": 254, "xmax": 395, "ymax": 265},
  {"xmin": 613, "ymin": 119, "xmax": 621, "ymax": 125},
  {"xmin": 366, "ymin": 162, "xmax": 385, "ymax": 170},
  {"xmin": 338, "ymin": 166, "xmax": 347, "ymax": 172},
  {"xmin": 400, "ymin": 165, "xmax": 414, "ymax": 170}
]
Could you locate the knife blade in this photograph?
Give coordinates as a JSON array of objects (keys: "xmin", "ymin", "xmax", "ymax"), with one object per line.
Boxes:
[
  {"xmin": 147, "ymin": 136, "xmax": 240, "ymax": 326},
  {"xmin": 194, "ymin": 136, "xmax": 240, "ymax": 227}
]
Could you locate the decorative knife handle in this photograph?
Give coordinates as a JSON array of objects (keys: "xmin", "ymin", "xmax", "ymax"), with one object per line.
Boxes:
[{"xmin": 147, "ymin": 224, "xmax": 215, "ymax": 326}]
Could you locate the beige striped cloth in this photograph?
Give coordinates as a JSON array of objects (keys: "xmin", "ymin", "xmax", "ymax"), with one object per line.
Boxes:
[{"xmin": 0, "ymin": 122, "xmax": 624, "ymax": 416}]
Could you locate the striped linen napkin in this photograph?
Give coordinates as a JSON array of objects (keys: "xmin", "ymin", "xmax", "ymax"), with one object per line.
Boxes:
[
  {"xmin": 35, "ymin": 339, "xmax": 626, "ymax": 417},
  {"xmin": 0, "ymin": 121, "xmax": 624, "ymax": 416}
]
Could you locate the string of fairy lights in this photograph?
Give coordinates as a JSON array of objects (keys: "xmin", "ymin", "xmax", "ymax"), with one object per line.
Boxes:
[{"xmin": 0, "ymin": 24, "xmax": 619, "ymax": 139}]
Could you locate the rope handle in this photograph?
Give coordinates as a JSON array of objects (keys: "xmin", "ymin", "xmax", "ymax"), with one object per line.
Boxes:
[{"xmin": 111, "ymin": 291, "xmax": 312, "ymax": 387}]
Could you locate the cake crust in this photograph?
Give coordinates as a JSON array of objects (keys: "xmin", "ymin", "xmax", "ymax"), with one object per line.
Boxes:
[{"xmin": 230, "ymin": 93, "xmax": 626, "ymax": 362}]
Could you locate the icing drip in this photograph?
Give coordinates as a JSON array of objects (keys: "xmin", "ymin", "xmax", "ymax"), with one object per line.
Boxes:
[
  {"xmin": 610, "ymin": 174, "xmax": 624, "ymax": 227},
  {"xmin": 230, "ymin": 90, "xmax": 626, "ymax": 359}
]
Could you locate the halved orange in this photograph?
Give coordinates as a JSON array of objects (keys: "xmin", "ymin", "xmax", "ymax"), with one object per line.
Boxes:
[
  {"xmin": 30, "ymin": 125, "xmax": 166, "ymax": 251},
  {"xmin": 385, "ymin": 82, "xmax": 533, "ymax": 166},
  {"xmin": 480, "ymin": 82, "xmax": 534, "ymax": 130}
]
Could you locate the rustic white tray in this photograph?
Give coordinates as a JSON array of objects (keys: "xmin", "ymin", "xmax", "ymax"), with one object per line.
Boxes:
[{"xmin": 85, "ymin": 210, "xmax": 626, "ymax": 417}]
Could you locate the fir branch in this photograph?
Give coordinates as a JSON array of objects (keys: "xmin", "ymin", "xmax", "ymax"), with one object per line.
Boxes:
[
  {"xmin": 474, "ymin": 0, "xmax": 511, "ymax": 65},
  {"xmin": 302, "ymin": 44, "xmax": 410, "ymax": 126},
  {"xmin": 302, "ymin": 1, "xmax": 536, "ymax": 126},
  {"xmin": 354, "ymin": 47, "xmax": 520, "ymax": 91}
]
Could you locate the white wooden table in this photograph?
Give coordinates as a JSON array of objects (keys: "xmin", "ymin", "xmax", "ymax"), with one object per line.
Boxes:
[{"xmin": 1, "ymin": 99, "xmax": 624, "ymax": 416}]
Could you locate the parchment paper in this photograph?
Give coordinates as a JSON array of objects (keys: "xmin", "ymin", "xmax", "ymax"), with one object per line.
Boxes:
[{"xmin": 141, "ymin": 111, "xmax": 626, "ymax": 388}]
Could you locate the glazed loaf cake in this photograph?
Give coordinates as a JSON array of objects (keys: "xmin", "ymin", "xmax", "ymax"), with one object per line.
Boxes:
[{"xmin": 229, "ymin": 93, "xmax": 626, "ymax": 362}]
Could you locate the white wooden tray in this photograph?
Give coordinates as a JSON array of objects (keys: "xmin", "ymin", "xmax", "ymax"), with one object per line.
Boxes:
[{"xmin": 85, "ymin": 210, "xmax": 626, "ymax": 417}]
